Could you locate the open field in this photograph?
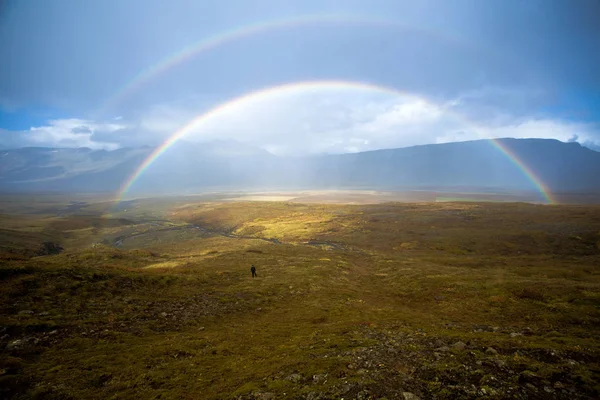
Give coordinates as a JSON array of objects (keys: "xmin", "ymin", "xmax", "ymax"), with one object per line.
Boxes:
[{"xmin": 1, "ymin": 192, "xmax": 600, "ymax": 399}]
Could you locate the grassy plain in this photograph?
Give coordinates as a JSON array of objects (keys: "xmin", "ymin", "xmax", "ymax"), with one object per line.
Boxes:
[{"xmin": 1, "ymin": 192, "xmax": 599, "ymax": 399}]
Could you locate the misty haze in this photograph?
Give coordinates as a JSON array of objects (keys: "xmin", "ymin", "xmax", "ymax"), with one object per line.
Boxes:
[{"xmin": 1, "ymin": 1, "xmax": 600, "ymax": 399}]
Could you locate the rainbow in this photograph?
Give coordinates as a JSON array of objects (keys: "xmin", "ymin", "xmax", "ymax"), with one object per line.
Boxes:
[
  {"xmin": 98, "ymin": 14, "xmax": 470, "ymax": 115},
  {"xmin": 490, "ymin": 140, "xmax": 555, "ymax": 203},
  {"xmin": 116, "ymin": 80, "xmax": 556, "ymax": 204}
]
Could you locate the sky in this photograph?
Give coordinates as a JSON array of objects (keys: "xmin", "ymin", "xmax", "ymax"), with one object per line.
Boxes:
[{"xmin": 0, "ymin": 0, "xmax": 599, "ymax": 155}]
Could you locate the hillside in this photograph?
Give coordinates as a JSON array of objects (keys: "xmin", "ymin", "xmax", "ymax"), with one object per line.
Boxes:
[
  {"xmin": 1, "ymin": 196, "xmax": 599, "ymax": 399},
  {"xmin": 1, "ymin": 139, "xmax": 600, "ymax": 198}
]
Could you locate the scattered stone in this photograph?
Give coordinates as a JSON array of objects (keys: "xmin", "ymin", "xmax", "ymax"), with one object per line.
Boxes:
[
  {"xmin": 436, "ymin": 346, "xmax": 450, "ymax": 352},
  {"xmin": 18, "ymin": 310, "xmax": 34, "ymax": 315},
  {"xmin": 544, "ymin": 386, "xmax": 553, "ymax": 393},
  {"xmin": 48, "ymin": 330, "xmax": 58, "ymax": 335},
  {"xmin": 305, "ymin": 392, "xmax": 325, "ymax": 400},
  {"xmin": 403, "ymin": 392, "xmax": 421, "ymax": 400},
  {"xmin": 567, "ymin": 359, "xmax": 578, "ymax": 366},
  {"xmin": 554, "ymin": 381, "xmax": 565, "ymax": 389},
  {"xmin": 356, "ymin": 368, "xmax": 368, "ymax": 375},
  {"xmin": 6, "ymin": 339, "xmax": 24, "ymax": 351},
  {"xmin": 312, "ymin": 374, "xmax": 327, "ymax": 384},
  {"xmin": 509, "ymin": 332, "xmax": 522, "ymax": 338},
  {"xmin": 525, "ymin": 383, "xmax": 537, "ymax": 391},
  {"xmin": 434, "ymin": 295, "xmax": 445, "ymax": 301},
  {"xmin": 38, "ymin": 311, "xmax": 50, "ymax": 316},
  {"xmin": 253, "ymin": 392, "xmax": 276, "ymax": 400},
  {"xmin": 485, "ymin": 347, "xmax": 498, "ymax": 356},
  {"xmin": 160, "ymin": 312, "xmax": 168, "ymax": 317},
  {"xmin": 472, "ymin": 324, "xmax": 494, "ymax": 332},
  {"xmin": 285, "ymin": 373, "xmax": 304, "ymax": 383},
  {"xmin": 356, "ymin": 390, "xmax": 370, "ymax": 400},
  {"xmin": 493, "ymin": 359, "xmax": 506, "ymax": 368},
  {"xmin": 198, "ymin": 326, "xmax": 205, "ymax": 331},
  {"xmin": 452, "ymin": 341, "xmax": 467, "ymax": 350},
  {"xmin": 519, "ymin": 370, "xmax": 539, "ymax": 384},
  {"xmin": 255, "ymin": 308, "xmax": 262, "ymax": 312},
  {"xmin": 522, "ymin": 327, "xmax": 534, "ymax": 336},
  {"xmin": 434, "ymin": 339, "xmax": 445, "ymax": 347}
]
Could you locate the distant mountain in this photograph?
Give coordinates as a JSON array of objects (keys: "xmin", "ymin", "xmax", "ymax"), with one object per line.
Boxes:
[{"xmin": 1, "ymin": 138, "xmax": 599, "ymax": 196}]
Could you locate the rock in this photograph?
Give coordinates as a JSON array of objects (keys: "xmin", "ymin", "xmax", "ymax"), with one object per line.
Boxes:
[
  {"xmin": 436, "ymin": 346, "xmax": 450, "ymax": 352},
  {"xmin": 198, "ymin": 327, "xmax": 205, "ymax": 331},
  {"xmin": 5, "ymin": 339, "xmax": 24, "ymax": 351},
  {"xmin": 285, "ymin": 373, "xmax": 303, "ymax": 383},
  {"xmin": 519, "ymin": 370, "xmax": 539, "ymax": 384},
  {"xmin": 356, "ymin": 368, "xmax": 368, "ymax": 375},
  {"xmin": 356, "ymin": 390, "xmax": 370, "ymax": 400},
  {"xmin": 522, "ymin": 327, "xmax": 534, "ymax": 336},
  {"xmin": 255, "ymin": 308, "xmax": 262, "ymax": 312},
  {"xmin": 306, "ymin": 392, "xmax": 324, "ymax": 400},
  {"xmin": 472, "ymin": 324, "xmax": 494, "ymax": 332},
  {"xmin": 18, "ymin": 310, "xmax": 34, "ymax": 315},
  {"xmin": 403, "ymin": 392, "xmax": 421, "ymax": 400},
  {"xmin": 434, "ymin": 339, "xmax": 445, "ymax": 347},
  {"xmin": 38, "ymin": 311, "xmax": 50, "ymax": 316},
  {"xmin": 253, "ymin": 392, "xmax": 276, "ymax": 400},
  {"xmin": 493, "ymin": 359, "xmax": 506, "ymax": 368},
  {"xmin": 553, "ymin": 381, "xmax": 565, "ymax": 389},
  {"xmin": 452, "ymin": 341, "xmax": 467, "ymax": 350},
  {"xmin": 509, "ymin": 332, "xmax": 522, "ymax": 338},
  {"xmin": 485, "ymin": 347, "xmax": 498, "ymax": 356},
  {"xmin": 525, "ymin": 383, "xmax": 537, "ymax": 391},
  {"xmin": 160, "ymin": 312, "xmax": 168, "ymax": 317},
  {"xmin": 312, "ymin": 374, "xmax": 327, "ymax": 384}
]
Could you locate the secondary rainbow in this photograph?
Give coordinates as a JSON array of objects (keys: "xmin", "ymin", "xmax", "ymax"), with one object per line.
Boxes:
[
  {"xmin": 98, "ymin": 14, "xmax": 470, "ymax": 115},
  {"xmin": 116, "ymin": 80, "xmax": 556, "ymax": 204}
]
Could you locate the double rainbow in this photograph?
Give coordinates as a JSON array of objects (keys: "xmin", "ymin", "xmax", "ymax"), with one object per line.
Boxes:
[{"xmin": 116, "ymin": 80, "xmax": 555, "ymax": 204}]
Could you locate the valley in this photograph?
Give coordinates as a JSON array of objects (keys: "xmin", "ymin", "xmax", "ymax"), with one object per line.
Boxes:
[{"xmin": 1, "ymin": 193, "xmax": 600, "ymax": 399}]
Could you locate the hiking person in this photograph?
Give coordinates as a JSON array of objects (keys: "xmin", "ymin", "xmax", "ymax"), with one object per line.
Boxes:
[{"xmin": 250, "ymin": 265, "xmax": 257, "ymax": 278}]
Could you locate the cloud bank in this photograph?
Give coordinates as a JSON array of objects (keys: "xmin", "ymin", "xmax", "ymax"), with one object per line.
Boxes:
[{"xmin": 2, "ymin": 87, "xmax": 599, "ymax": 154}]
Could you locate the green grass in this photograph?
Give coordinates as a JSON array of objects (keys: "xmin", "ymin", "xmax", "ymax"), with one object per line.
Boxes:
[{"xmin": 1, "ymin": 197, "xmax": 599, "ymax": 399}]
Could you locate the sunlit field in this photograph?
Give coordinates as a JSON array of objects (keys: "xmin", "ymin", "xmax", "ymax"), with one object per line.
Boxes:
[{"xmin": 1, "ymin": 192, "xmax": 599, "ymax": 399}]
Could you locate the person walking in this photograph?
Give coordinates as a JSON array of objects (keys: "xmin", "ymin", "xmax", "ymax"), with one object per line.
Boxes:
[{"xmin": 250, "ymin": 264, "xmax": 257, "ymax": 278}]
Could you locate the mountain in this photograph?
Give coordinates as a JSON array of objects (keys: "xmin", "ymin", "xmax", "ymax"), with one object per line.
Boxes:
[{"xmin": 1, "ymin": 138, "xmax": 599, "ymax": 196}]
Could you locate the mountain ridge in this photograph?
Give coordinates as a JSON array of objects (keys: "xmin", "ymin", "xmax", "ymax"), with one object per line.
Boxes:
[{"xmin": 1, "ymin": 138, "xmax": 599, "ymax": 197}]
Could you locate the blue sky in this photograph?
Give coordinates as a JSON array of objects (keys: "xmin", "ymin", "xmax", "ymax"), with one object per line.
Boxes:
[{"xmin": 0, "ymin": 0, "xmax": 599, "ymax": 153}]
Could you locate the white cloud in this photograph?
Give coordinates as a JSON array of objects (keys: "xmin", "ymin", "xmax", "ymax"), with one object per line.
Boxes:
[
  {"xmin": 2, "ymin": 86, "xmax": 599, "ymax": 154},
  {"xmin": 136, "ymin": 86, "xmax": 598, "ymax": 156},
  {"xmin": 5, "ymin": 118, "xmax": 126, "ymax": 150}
]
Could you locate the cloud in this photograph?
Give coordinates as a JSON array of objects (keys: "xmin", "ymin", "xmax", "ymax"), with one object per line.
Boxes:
[
  {"xmin": 136, "ymin": 87, "xmax": 600, "ymax": 155},
  {"xmin": 0, "ymin": 119, "xmax": 125, "ymax": 150},
  {"xmin": 2, "ymin": 87, "xmax": 599, "ymax": 155}
]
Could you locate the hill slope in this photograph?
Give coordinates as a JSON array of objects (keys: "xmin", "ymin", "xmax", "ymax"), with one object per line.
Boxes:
[{"xmin": 1, "ymin": 139, "xmax": 599, "ymax": 195}]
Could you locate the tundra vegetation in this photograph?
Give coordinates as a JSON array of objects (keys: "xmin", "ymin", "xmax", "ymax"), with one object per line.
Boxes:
[{"xmin": 1, "ymin": 193, "xmax": 599, "ymax": 399}]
